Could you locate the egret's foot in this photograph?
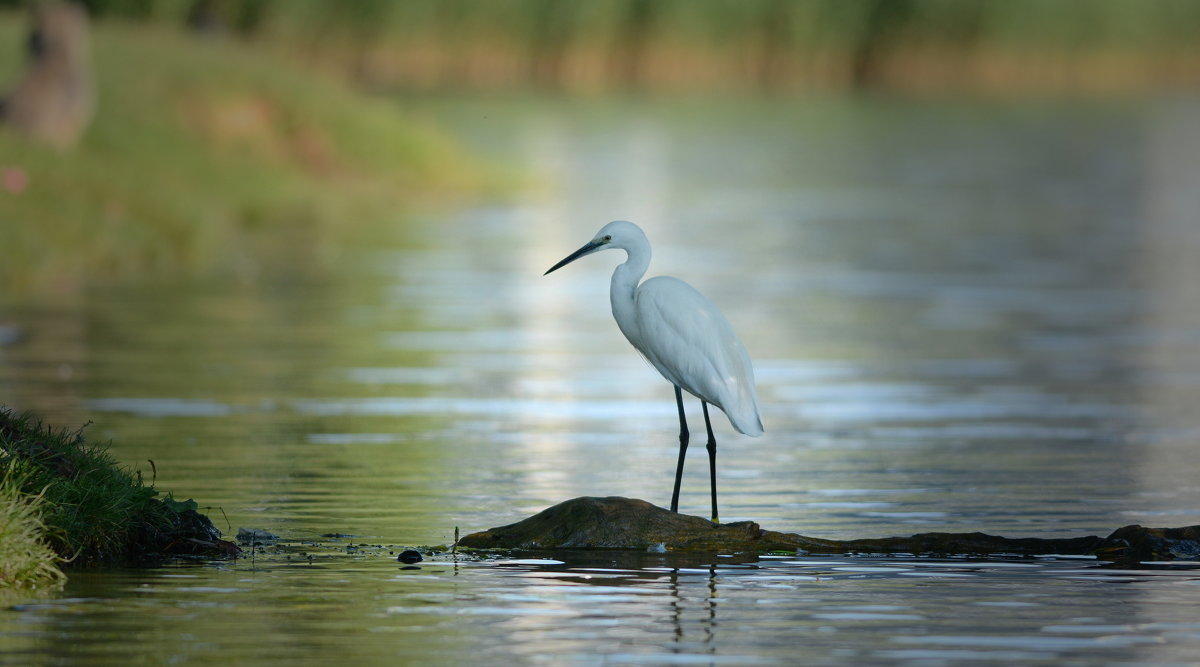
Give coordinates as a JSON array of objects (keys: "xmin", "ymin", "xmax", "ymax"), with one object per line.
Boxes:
[{"xmin": 711, "ymin": 517, "xmax": 721, "ymax": 525}]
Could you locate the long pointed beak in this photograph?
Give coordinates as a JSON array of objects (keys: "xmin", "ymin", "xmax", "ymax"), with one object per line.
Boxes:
[{"xmin": 544, "ymin": 240, "xmax": 605, "ymax": 275}]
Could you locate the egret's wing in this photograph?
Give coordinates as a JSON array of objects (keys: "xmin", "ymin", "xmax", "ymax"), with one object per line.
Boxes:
[{"xmin": 634, "ymin": 276, "xmax": 762, "ymax": 435}]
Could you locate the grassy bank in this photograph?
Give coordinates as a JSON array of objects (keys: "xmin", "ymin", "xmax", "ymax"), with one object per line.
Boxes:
[
  {"xmin": 0, "ymin": 407, "xmax": 227, "ymax": 590},
  {"xmin": 0, "ymin": 15, "xmax": 483, "ymax": 293}
]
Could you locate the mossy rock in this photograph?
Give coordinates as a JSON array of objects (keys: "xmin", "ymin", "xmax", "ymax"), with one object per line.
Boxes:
[{"xmin": 460, "ymin": 496, "xmax": 1200, "ymax": 564}]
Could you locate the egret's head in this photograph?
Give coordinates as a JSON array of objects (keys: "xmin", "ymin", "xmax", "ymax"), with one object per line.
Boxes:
[{"xmin": 544, "ymin": 220, "xmax": 646, "ymax": 275}]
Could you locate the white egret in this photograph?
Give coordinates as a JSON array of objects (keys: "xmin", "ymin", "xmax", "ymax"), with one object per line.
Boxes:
[{"xmin": 544, "ymin": 220, "xmax": 763, "ymax": 522}]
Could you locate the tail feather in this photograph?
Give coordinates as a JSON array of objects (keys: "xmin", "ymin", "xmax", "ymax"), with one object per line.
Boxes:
[{"xmin": 725, "ymin": 391, "xmax": 763, "ymax": 436}]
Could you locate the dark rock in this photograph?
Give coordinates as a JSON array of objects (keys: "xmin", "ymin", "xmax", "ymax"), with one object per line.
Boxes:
[
  {"xmin": 1099, "ymin": 524, "xmax": 1200, "ymax": 562},
  {"xmin": 175, "ymin": 508, "xmax": 221, "ymax": 543},
  {"xmin": 836, "ymin": 530, "xmax": 1108, "ymax": 557},
  {"xmin": 139, "ymin": 506, "xmax": 240, "ymax": 559},
  {"xmin": 398, "ymin": 549, "xmax": 423, "ymax": 564},
  {"xmin": 458, "ymin": 496, "xmax": 839, "ymax": 552},
  {"xmin": 457, "ymin": 496, "xmax": 1200, "ymax": 563}
]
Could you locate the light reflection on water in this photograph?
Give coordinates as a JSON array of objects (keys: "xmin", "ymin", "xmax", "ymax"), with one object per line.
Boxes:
[
  {"xmin": 6, "ymin": 551, "xmax": 1200, "ymax": 665},
  {"xmin": 4, "ymin": 96, "xmax": 1200, "ymax": 663}
]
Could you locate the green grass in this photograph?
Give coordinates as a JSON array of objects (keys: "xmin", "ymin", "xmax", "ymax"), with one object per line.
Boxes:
[
  {"xmin": 0, "ymin": 15, "xmax": 483, "ymax": 292},
  {"xmin": 0, "ymin": 408, "xmax": 183, "ymax": 566},
  {"xmin": 0, "ymin": 468, "xmax": 65, "ymax": 594}
]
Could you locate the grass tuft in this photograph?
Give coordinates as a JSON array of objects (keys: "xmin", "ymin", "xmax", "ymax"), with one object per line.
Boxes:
[
  {"xmin": 0, "ymin": 467, "xmax": 66, "ymax": 593},
  {"xmin": 0, "ymin": 407, "xmax": 181, "ymax": 566}
]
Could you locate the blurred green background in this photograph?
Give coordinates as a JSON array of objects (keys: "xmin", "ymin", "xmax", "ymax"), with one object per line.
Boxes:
[
  {"xmin": 3, "ymin": 0, "xmax": 1200, "ymax": 296},
  {"xmin": 45, "ymin": 0, "xmax": 1200, "ymax": 93}
]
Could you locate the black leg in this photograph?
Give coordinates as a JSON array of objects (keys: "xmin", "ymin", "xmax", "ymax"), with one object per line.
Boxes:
[
  {"xmin": 670, "ymin": 385, "xmax": 689, "ymax": 513},
  {"xmin": 702, "ymin": 402, "xmax": 718, "ymax": 523}
]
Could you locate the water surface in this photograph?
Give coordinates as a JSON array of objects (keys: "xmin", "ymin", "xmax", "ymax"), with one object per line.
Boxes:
[
  {"xmin": 7, "ymin": 550, "xmax": 1200, "ymax": 665},
  {"xmin": 3, "ymin": 96, "xmax": 1200, "ymax": 663}
]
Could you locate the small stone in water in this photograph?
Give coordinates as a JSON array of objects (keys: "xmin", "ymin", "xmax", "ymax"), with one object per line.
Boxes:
[{"xmin": 398, "ymin": 550, "xmax": 423, "ymax": 564}]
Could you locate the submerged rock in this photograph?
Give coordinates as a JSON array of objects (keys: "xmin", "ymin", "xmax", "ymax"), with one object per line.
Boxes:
[
  {"xmin": 237, "ymin": 528, "xmax": 281, "ymax": 545},
  {"xmin": 458, "ymin": 496, "xmax": 1200, "ymax": 563}
]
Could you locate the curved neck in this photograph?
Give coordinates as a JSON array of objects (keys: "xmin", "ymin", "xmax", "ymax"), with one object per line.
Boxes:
[{"xmin": 610, "ymin": 242, "xmax": 650, "ymax": 342}]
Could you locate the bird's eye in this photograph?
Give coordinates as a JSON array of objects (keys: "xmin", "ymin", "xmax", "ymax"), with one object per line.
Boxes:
[{"xmin": 603, "ymin": 235, "xmax": 612, "ymax": 242}]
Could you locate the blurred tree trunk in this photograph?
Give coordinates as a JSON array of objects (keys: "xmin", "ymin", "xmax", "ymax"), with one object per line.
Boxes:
[
  {"xmin": 528, "ymin": 0, "xmax": 573, "ymax": 89},
  {"xmin": 0, "ymin": 1, "xmax": 95, "ymax": 149},
  {"xmin": 849, "ymin": 0, "xmax": 914, "ymax": 88},
  {"xmin": 609, "ymin": 0, "xmax": 657, "ymax": 90},
  {"xmin": 186, "ymin": 0, "xmax": 272, "ymax": 37},
  {"xmin": 757, "ymin": 0, "xmax": 791, "ymax": 91}
]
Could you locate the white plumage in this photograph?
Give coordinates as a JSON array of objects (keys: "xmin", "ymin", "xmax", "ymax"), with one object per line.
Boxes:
[
  {"xmin": 545, "ymin": 220, "xmax": 763, "ymax": 521},
  {"xmin": 631, "ymin": 276, "xmax": 763, "ymax": 436}
]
